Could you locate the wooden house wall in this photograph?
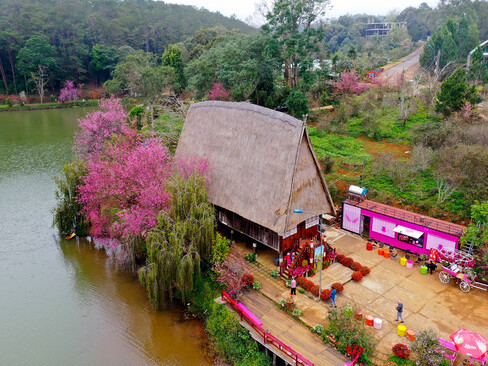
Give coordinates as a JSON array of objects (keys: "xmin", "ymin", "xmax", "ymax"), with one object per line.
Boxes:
[
  {"xmin": 217, "ymin": 206, "xmax": 281, "ymax": 251},
  {"xmin": 281, "ymin": 223, "xmax": 319, "ymax": 252}
]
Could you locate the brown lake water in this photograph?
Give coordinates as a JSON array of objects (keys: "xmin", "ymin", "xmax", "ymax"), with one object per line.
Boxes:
[{"xmin": 0, "ymin": 107, "xmax": 210, "ymax": 366}]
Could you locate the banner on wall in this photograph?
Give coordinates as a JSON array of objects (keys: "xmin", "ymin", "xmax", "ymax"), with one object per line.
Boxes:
[
  {"xmin": 342, "ymin": 204, "xmax": 362, "ymax": 234},
  {"xmin": 425, "ymin": 234, "xmax": 456, "ymax": 252},
  {"xmin": 371, "ymin": 218, "xmax": 396, "ymax": 238}
]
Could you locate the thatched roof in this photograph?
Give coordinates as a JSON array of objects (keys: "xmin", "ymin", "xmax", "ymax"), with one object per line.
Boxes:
[{"xmin": 175, "ymin": 101, "xmax": 335, "ymax": 236}]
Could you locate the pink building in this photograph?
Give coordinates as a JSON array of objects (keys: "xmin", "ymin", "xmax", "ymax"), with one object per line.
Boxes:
[{"xmin": 341, "ymin": 198, "xmax": 466, "ymax": 255}]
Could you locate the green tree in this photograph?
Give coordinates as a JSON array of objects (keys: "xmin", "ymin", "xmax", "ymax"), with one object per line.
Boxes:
[
  {"xmin": 461, "ymin": 201, "xmax": 488, "ymax": 279},
  {"xmin": 16, "ymin": 35, "xmax": 57, "ymax": 91},
  {"xmin": 138, "ymin": 173, "xmax": 215, "ymax": 309},
  {"xmin": 53, "ymin": 159, "xmax": 89, "ymax": 236},
  {"xmin": 187, "ymin": 32, "xmax": 280, "ymax": 103},
  {"xmin": 286, "ymin": 88, "xmax": 309, "ymax": 118},
  {"xmin": 90, "ymin": 44, "xmax": 119, "ymax": 84},
  {"xmin": 105, "ymin": 50, "xmax": 175, "ymax": 126},
  {"xmin": 162, "ymin": 44, "xmax": 186, "ymax": 93},
  {"xmin": 261, "ymin": 0, "xmax": 330, "ymax": 89},
  {"xmin": 468, "ymin": 46, "xmax": 488, "ymax": 83},
  {"xmin": 435, "ymin": 68, "xmax": 478, "ymax": 116}
]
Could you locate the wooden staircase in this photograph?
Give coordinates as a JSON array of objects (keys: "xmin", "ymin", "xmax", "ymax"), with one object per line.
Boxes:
[{"xmin": 281, "ymin": 242, "xmax": 310, "ymax": 279}]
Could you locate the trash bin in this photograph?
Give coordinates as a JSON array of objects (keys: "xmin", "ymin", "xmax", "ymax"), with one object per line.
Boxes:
[
  {"xmin": 274, "ymin": 258, "xmax": 280, "ymax": 267},
  {"xmin": 420, "ymin": 266, "xmax": 428, "ymax": 275}
]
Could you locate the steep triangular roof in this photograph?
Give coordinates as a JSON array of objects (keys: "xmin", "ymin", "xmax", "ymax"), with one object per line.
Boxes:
[{"xmin": 175, "ymin": 101, "xmax": 335, "ymax": 235}]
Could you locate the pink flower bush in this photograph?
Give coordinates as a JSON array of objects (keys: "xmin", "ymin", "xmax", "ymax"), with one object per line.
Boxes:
[
  {"xmin": 59, "ymin": 80, "xmax": 82, "ymax": 102},
  {"xmin": 207, "ymin": 82, "xmax": 231, "ymax": 101},
  {"xmin": 213, "ymin": 252, "xmax": 249, "ymax": 298},
  {"xmin": 77, "ymin": 133, "xmax": 172, "ymax": 245},
  {"xmin": 328, "ymin": 72, "xmax": 369, "ymax": 99},
  {"xmin": 75, "ymin": 98, "xmax": 128, "ymax": 158}
]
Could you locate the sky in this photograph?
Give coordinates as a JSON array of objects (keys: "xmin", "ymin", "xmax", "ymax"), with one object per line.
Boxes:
[{"xmin": 162, "ymin": 0, "xmax": 441, "ymax": 24}]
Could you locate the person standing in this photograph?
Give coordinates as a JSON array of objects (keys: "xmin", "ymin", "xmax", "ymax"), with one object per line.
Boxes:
[
  {"xmin": 330, "ymin": 286, "xmax": 337, "ymax": 308},
  {"xmin": 428, "ymin": 260, "xmax": 437, "ymax": 275},
  {"xmin": 395, "ymin": 299, "xmax": 404, "ymax": 323},
  {"xmin": 290, "ymin": 277, "xmax": 297, "ymax": 296}
]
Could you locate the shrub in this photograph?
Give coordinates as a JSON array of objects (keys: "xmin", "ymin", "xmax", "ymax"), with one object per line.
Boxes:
[
  {"xmin": 303, "ymin": 279, "xmax": 315, "ymax": 291},
  {"xmin": 298, "ymin": 288, "xmax": 306, "ymax": 294},
  {"xmin": 297, "ymin": 276, "xmax": 306, "ymax": 286},
  {"xmin": 336, "ymin": 254, "xmax": 346, "ymax": 263},
  {"xmin": 392, "ymin": 343, "xmax": 410, "ymax": 359},
  {"xmin": 360, "ymin": 266, "xmax": 371, "ymax": 276},
  {"xmin": 292, "ymin": 308, "xmax": 303, "ymax": 317},
  {"xmin": 326, "ymin": 305, "xmax": 376, "ymax": 363},
  {"xmin": 242, "ymin": 273, "xmax": 255, "ymax": 288},
  {"xmin": 342, "ymin": 257, "xmax": 354, "ymax": 268},
  {"xmin": 244, "ymin": 253, "xmax": 257, "ymax": 263},
  {"xmin": 312, "ymin": 324, "xmax": 325, "ymax": 335},
  {"xmin": 252, "ymin": 281, "xmax": 261, "ymax": 290},
  {"xmin": 388, "ymin": 355, "xmax": 415, "ymax": 366},
  {"xmin": 350, "ymin": 261, "xmax": 362, "ymax": 271},
  {"xmin": 270, "ymin": 269, "xmax": 279, "ymax": 278},
  {"xmin": 321, "ymin": 289, "xmax": 331, "ymax": 301},
  {"xmin": 332, "ymin": 283, "xmax": 344, "ymax": 292},
  {"xmin": 352, "ymin": 271, "xmax": 363, "ymax": 281},
  {"xmin": 5, "ymin": 97, "xmax": 12, "ymax": 107},
  {"xmin": 411, "ymin": 328, "xmax": 444, "ymax": 366},
  {"xmin": 310, "ymin": 285, "xmax": 320, "ymax": 297}
]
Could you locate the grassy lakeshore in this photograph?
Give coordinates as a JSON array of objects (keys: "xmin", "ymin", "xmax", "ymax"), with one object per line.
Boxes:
[{"xmin": 0, "ymin": 99, "xmax": 99, "ymax": 112}]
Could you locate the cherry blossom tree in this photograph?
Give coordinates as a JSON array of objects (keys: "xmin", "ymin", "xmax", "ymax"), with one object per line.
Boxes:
[
  {"xmin": 74, "ymin": 98, "xmax": 128, "ymax": 158},
  {"xmin": 207, "ymin": 82, "xmax": 231, "ymax": 101},
  {"xmin": 327, "ymin": 71, "xmax": 369, "ymax": 99},
  {"xmin": 59, "ymin": 80, "xmax": 82, "ymax": 102},
  {"xmin": 213, "ymin": 252, "xmax": 249, "ymax": 298},
  {"xmin": 77, "ymin": 132, "xmax": 173, "ymax": 248}
]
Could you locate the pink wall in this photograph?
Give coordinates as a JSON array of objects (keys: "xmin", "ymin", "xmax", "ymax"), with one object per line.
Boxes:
[{"xmin": 342, "ymin": 204, "xmax": 460, "ymax": 255}]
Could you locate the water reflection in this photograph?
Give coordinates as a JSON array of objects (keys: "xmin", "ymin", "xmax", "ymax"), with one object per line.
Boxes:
[{"xmin": 0, "ymin": 108, "xmax": 209, "ymax": 366}]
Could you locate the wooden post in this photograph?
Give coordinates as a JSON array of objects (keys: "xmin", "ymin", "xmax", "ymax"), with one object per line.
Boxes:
[{"xmin": 272, "ymin": 352, "xmax": 276, "ymax": 366}]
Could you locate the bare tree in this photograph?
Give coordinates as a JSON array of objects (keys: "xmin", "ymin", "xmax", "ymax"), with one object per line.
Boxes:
[
  {"xmin": 435, "ymin": 177, "xmax": 459, "ymax": 204},
  {"xmin": 31, "ymin": 65, "xmax": 48, "ymax": 104}
]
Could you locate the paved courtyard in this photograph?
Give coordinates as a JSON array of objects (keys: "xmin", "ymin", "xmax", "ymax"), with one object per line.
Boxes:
[{"xmin": 234, "ymin": 227, "xmax": 488, "ymax": 365}]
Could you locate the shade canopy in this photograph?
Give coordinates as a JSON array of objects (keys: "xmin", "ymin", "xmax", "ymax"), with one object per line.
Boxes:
[
  {"xmin": 450, "ymin": 328, "xmax": 488, "ymax": 359},
  {"xmin": 393, "ymin": 225, "xmax": 424, "ymax": 239}
]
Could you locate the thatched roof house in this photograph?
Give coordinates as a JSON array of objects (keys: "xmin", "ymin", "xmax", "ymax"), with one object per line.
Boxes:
[{"xmin": 175, "ymin": 101, "xmax": 335, "ymax": 253}]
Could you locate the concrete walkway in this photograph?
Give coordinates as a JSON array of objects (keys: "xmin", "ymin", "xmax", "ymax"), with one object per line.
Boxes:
[{"xmin": 233, "ymin": 228, "xmax": 488, "ymax": 365}]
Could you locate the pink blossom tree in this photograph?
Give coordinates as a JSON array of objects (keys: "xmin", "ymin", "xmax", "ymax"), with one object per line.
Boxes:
[
  {"xmin": 207, "ymin": 82, "xmax": 231, "ymax": 101},
  {"xmin": 75, "ymin": 98, "xmax": 128, "ymax": 158},
  {"xmin": 327, "ymin": 72, "xmax": 369, "ymax": 99},
  {"xmin": 213, "ymin": 252, "xmax": 249, "ymax": 298},
  {"xmin": 77, "ymin": 132, "xmax": 173, "ymax": 245},
  {"xmin": 59, "ymin": 80, "xmax": 82, "ymax": 102}
]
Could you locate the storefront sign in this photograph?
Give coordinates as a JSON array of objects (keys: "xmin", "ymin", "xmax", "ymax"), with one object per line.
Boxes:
[
  {"xmin": 283, "ymin": 226, "xmax": 297, "ymax": 239},
  {"xmin": 305, "ymin": 216, "xmax": 319, "ymax": 229}
]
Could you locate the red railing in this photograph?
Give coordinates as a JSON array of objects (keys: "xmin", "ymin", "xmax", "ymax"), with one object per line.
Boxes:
[{"xmin": 221, "ymin": 291, "xmax": 315, "ymax": 366}]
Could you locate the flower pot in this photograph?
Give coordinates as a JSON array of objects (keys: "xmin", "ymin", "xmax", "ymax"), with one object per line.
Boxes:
[{"xmin": 286, "ymin": 301, "xmax": 295, "ymax": 312}]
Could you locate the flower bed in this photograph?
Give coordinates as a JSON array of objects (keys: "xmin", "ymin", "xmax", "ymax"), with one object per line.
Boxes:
[{"xmin": 335, "ymin": 253, "xmax": 371, "ymax": 282}]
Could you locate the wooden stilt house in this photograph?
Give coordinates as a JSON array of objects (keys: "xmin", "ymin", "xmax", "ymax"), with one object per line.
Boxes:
[{"xmin": 175, "ymin": 101, "xmax": 335, "ymax": 259}]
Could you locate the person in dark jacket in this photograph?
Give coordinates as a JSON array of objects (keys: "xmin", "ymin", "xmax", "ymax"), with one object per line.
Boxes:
[
  {"xmin": 427, "ymin": 260, "xmax": 437, "ymax": 275},
  {"xmin": 395, "ymin": 299, "xmax": 404, "ymax": 323}
]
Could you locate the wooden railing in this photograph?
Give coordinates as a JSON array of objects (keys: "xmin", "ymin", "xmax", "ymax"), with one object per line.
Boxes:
[{"xmin": 221, "ymin": 291, "xmax": 315, "ymax": 366}]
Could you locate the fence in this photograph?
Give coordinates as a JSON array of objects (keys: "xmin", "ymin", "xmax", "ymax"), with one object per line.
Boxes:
[{"xmin": 221, "ymin": 291, "xmax": 314, "ymax": 366}]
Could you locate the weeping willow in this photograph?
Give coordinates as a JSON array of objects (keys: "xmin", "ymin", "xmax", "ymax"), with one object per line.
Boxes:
[
  {"xmin": 52, "ymin": 159, "xmax": 89, "ymax": 236},
  {"xmin": 139, "ymin": 173, "xmax": 215, "ymax": 309}
]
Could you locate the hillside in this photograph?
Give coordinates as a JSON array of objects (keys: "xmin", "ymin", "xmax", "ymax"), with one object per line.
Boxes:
[{"xmin": 0, "ymin": 0, "xmax": 254, "ymax": 94}]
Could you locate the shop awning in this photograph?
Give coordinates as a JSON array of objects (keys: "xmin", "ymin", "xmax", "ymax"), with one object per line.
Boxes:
[{"xmin": 393, "ymin": 225, "xmax": 424, "ymax": 239}]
